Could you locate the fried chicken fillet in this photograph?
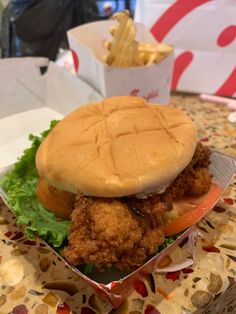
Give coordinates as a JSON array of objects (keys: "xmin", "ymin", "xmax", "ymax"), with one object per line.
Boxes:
[{"xmin": 63, "ymin": 143, "xmax": 211, "ymax": 271}]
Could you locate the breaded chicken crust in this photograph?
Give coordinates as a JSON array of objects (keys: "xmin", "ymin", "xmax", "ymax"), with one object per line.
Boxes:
[
  {"xmin": 63, "ymin": 143, "xmax": 211, "ymax": 271},
  {"xmin": 63, "ymin": 196, "xmax": 164, "ymax": 271},
  {"xmin": 165, "ymin": 142, "xmax": 211, "ymax": 201}
]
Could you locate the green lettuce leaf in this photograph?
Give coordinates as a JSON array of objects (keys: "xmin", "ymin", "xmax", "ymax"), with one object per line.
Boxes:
[
  {"xmin": 156, "ymin": 233, "xmax": 182, "ymax": 254},
  {"xmin": 1, "ymin": 120, "xmax": 70, "ymax": 247}
]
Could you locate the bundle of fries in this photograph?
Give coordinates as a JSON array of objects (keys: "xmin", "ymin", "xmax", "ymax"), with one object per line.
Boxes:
[{"xmin": 104, "ymin": 10, "xmax": 173, "ymax": 67}]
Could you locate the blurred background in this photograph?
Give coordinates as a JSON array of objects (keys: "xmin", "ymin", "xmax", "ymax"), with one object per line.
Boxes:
[
  {"xmin": 96, "ymin": 0, "xmax": 136, "ymax": 17},
  {"xmin": 0, "ymin": 0, "xmax": 136, "ymax": 59}
]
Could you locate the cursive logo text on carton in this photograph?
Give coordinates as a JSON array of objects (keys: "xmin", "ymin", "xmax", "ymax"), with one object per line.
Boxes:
[{"xmin": 130, "ymin": 89, "xmax": 159, "ymax": 101}]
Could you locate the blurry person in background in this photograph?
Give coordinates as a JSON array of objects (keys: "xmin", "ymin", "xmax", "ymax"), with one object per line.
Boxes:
[
  {"xmin": 10, "ymin": 0, "xmax": 31, "ymax": 57},
  {"xmin": 1, "ymin": 0, "xmax": 99, "ymax": 60},
  {"xmin": 0, "ymin": 1, "xmax": 3, "ymax": 56},
  {"xmin": 103, "ymin": 1, "xmax": 112, "ymax": 17}
]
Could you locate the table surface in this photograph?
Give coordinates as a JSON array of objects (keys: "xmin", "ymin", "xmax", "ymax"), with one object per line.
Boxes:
[{"xmin": 0, "ymin": 93, "xmax": 235, "ymax": 314}]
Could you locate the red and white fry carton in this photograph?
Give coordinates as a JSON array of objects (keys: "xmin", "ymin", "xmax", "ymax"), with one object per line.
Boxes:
[
  {"xmin": 67, "ymin": 20, "xmax": 174, "ymax": 104},
  {"xmin": 135, "ymin": 0, "xmax": 236, "ymax": 97}
]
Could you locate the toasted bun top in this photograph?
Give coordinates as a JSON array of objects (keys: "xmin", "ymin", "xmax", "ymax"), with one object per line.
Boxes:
[{"xmin": 36, "ymin": 96, "xmax": 197, "ymax": 197}]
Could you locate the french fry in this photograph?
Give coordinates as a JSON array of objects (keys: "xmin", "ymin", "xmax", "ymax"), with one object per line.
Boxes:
[
  {"xmin": 104, "ymin": 11, "xmax": 173, "ymax": 67},
  {"xmin": 139, "ymin": 42, "xmax": 173, "ymax": 65},
  {"xmin": 104, "ymin": 10, "xmax": 139, "ymax": 67},
  {"xmin": 139, "ymin": 43, "xmax": 173, "ymax": 54}
]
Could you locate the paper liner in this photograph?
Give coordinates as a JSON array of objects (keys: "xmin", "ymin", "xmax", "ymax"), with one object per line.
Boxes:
[{"xmin": 0, "ymin": 150, "xmax": 235, "ymax": 308}]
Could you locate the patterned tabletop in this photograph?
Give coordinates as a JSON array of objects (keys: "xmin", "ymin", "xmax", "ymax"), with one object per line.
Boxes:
[{"xmin": 0, "ymin": 93, "xmax": 235, "ymax": 314}]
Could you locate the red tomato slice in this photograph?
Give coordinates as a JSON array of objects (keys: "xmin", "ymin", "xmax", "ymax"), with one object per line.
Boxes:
[
  {"xmin": 163, "ymin": 183, "xmax": 223, "ymax": 236},
  {"xmin": 36, "ymin": 177, "xmax": 74, "ymax": 219}
]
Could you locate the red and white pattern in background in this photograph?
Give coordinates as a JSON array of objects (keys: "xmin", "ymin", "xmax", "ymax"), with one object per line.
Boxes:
[{"xmin": 135, "ymin": 0, "xmax": 236, "ymax": 97}]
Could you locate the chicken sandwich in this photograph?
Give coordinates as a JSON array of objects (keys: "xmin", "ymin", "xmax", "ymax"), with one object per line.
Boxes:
[{"xmin": 35, "ymin": 96, "xmax": 211, "ymax": 271}]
